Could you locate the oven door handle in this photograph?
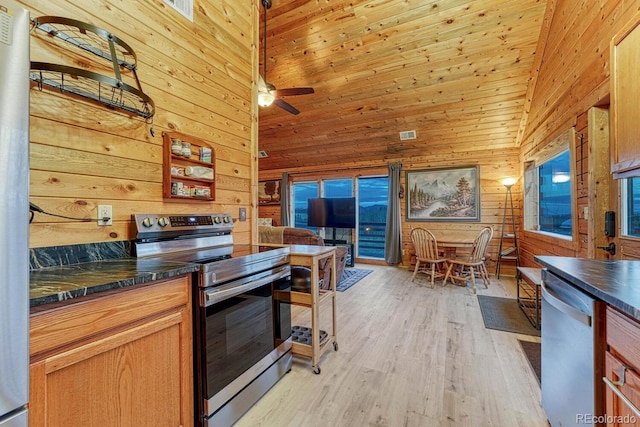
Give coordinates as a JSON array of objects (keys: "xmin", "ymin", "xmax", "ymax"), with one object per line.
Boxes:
[{"xmin": 204, "ymin": 266, "xmax": 290, "ymax": 306}]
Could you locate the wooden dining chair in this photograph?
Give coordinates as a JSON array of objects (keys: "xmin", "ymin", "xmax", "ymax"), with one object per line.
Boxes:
[
  {"xmin": 410, "ymin": 228, "xmax": 448, "ymax": 288},
  {"xmin": 442, "ymin": 226, "xmax": 493, "ymax": 293}
]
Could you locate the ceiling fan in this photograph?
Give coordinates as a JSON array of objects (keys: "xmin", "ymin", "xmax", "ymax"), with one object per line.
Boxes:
[{"xmin": 258, "ymin": 0, "xmax": 314, "ymax": 115}]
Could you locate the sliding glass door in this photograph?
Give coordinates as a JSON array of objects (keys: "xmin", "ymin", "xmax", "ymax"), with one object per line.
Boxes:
[
  {"xmin": 356, "ymin": 176, "xmax": 388, "ymax": 259},
  {"xmin": 293, "ymin": 181, "xmax": 318, "ymax": 230},
  {"xmin": 291, "ymin": 175, "xmax": 388, "ymax": 260},
  {"xmin": 324, "ymin": 179, "xmax": 353, "ymax": 243}
]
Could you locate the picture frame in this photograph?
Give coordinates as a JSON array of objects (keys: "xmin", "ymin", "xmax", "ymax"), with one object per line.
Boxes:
[
  {"xmin": 406, "ymin": 165, "xmax": 480, "ymax": 221},
  {"xmin": 258, "ymin": 179, "xmax": 281, "ymax": 205}
]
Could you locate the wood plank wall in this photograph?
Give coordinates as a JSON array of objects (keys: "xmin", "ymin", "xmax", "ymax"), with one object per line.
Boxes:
[
  {"xmin": 23, "ymin": 0, "xmax": 258, "ymax": 248},
  {"xmin": 260, "ymin": 0, "xmax": 640, "ymax": 271},
  {"xmin": 519, "ymin": 0, "xmax": 640, "ymax": 265},
  {"xmin": 260, "ymin": 147, "xmax": 521, "ymax": 275}
]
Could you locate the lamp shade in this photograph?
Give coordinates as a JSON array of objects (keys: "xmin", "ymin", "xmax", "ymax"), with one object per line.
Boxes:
[
  {"xmin": 502, "ymin": 177, "xmax": 517, "ymax": 187},
  {"xmin": 258, "ymin": 92, "xmax": 275, "ymax": 107}
]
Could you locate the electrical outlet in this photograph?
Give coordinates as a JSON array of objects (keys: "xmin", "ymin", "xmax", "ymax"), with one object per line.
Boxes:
[{"xmin": 98, "ymin": 205, "xmax": 113, "ymax": 226}]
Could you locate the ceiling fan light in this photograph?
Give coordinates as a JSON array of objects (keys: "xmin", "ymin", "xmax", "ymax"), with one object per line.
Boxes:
[{"xmin": 258, "ymin": 92, "xmax": 275, "ymax": 107}]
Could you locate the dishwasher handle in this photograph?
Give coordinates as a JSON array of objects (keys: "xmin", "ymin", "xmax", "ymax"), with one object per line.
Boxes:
[{"xmin": 541, "ymin": 278, "xmax": 592, "ymax": 326}]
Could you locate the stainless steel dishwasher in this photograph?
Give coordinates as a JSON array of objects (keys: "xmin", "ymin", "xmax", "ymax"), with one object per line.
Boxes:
[{"xmin": 541, "ymin": 269, "xmax": 605, "ymax": 426}]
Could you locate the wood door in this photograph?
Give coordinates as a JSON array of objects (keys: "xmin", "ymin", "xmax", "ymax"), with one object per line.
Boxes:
[
  {"xmin": 611, "ymin": 14, "xmax": 640, "ymax": 177},
  {"xmin": 31, "ymin": 314, "xmax": 187, "ymax": 426},
  {"xmin": 29, "ymin": 276, "xmax": 193, "ymax": 427}
]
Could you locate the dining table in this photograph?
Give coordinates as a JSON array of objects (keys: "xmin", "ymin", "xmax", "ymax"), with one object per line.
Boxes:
[
  {"xmin": 434, "ymin": 234, "xmax": 478, "ymax": 287},
  {"xmin": 435, "ymin": 234, "xmax": 476, "ymax": 258}
]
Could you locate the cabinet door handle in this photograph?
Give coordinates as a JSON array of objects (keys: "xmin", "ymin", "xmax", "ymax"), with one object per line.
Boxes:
[{"xmin": 603, "ymin": 368, "xmax": 640, "ymax": 419}]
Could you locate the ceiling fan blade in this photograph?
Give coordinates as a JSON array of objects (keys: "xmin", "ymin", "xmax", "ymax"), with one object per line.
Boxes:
[
  {"xmin": 274, "ymin": 98, "xmax": 300, "ymax": 115},
  {"xmin": 272, "ymin": 87, "xmax": 315, "ymax": 97}
]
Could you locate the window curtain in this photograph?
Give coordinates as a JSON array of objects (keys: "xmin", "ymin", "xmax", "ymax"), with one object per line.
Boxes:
[
  {"xmin": 280, "ymin": 172, "xmax": 290, "ymax": 226},
  {"xmin": 385, "ymin": 162, "xmax": 403, "ymax": 264}
]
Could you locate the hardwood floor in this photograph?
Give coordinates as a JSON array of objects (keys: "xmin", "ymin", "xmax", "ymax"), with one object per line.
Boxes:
[{"xmin": 235, "ymin": 265, "xmax": 547, "ymax": 427}]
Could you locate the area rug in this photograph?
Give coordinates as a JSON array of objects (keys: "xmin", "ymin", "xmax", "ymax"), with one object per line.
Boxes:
[
  {"xmin": 477, "ymin": 295, "xmax": 541, "ymax": 337},
  {"xmin": 337, "ymin": 268, "xmax": 372, "ymax": 292},
  {"xmin": 518, "ymin": 339, "xmax": 541, "ymax": 385}
]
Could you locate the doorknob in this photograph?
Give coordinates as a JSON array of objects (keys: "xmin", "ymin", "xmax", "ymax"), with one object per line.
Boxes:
[{"xmin": 597, "ymin": 242, "xmax": 616, "ymax": 256}]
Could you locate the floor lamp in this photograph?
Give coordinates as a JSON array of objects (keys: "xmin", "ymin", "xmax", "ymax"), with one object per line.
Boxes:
[{"xmin": 496, "ymin": 177, "xmax": 519, "ymax": 278}]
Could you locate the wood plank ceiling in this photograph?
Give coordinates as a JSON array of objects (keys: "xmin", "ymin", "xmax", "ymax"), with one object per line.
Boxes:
[{"xmin": 257, "ymin": 0, "xmax": 548, "ymax": 172}]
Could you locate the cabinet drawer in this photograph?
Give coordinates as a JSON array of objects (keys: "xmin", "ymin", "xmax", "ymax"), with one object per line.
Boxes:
[
  {"xmin": 607, "ymin": 306, "xmax": 640, "ymax": 365},
  {"xmin": 30, "ymin": 275, "xmax": 191, "ymax": 358}
]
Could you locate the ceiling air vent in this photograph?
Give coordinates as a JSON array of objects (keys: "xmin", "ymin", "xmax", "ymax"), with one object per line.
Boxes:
[
  {"xmin": 258, "ymin": 150, "xmax": 268, "ymax": 158},
  {"xmin": 399, "ymin": 130, "xmax": 417, "ymax": 141}
]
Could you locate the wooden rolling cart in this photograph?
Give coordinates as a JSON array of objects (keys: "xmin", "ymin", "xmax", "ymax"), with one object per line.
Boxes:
[{"xmin": 285, "ymin": 245, "xmax": 339, "ymax": 374}]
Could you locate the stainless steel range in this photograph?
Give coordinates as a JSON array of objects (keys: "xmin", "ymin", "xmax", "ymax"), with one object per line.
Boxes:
[{"xmin": 132, "ymin": 213, "xmax": 292, "ymax": 427}]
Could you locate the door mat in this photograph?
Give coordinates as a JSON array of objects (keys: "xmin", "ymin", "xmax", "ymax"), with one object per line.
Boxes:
[
  {"xmin": 477, "ymin": 295, "xmax": 540, "ymax": 337},
  {"xmin": 337, "ymin": 268, "xmax": 372, "ymax": 292},
  {"xmin": 518, "ymin": 339, "xmax": 541, "ymax": 385},
  {"xmin": 291, "ymin": 326, "xmax": 328, "ymax": 346}
]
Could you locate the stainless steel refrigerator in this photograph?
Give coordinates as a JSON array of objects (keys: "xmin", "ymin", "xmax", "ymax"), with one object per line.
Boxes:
[{"xmin": 0, "ymin": 0, "xmax": 30, "ymax": 425}]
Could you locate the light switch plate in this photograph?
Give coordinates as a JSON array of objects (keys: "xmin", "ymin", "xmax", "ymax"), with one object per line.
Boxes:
[{"xmin": 239, "ymin": 207, "xmax": 246, "ymax": 221}]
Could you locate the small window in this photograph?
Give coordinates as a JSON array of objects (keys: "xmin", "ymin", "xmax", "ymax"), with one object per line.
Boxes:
[
  {"xmin": 538, "ymin": 151, "xmax": 572, "ymax": 236},
  {"xmin": 524, "ymin": 128, "xmax": 574, "ymax": 239},
  {"xmin": 621, "ymin": 177, "xmax": 640, "ymax": 237}
]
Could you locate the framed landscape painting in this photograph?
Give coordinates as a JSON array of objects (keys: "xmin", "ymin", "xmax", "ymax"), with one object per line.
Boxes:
[
  {"xmin": 258, "ymin": 179, "xmax": 281, "ymax": 205},
  {"xmin": 406, "ymin": 166, "xmax": 480, "ymax": 221}
]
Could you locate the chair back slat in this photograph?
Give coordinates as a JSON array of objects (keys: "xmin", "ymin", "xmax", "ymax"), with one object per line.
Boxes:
[
  {"xmin": 469, "ymin": 227, "xmax": 493, "ymax": 263},
  {"xmin": 411, "ymin": 228, "xmax": 440, "ymax": 260}
]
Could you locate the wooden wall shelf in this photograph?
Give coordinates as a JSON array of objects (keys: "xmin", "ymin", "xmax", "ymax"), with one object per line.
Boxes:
[{"xmin": 162, "ymin": 131, "xmax": 215, "ymax": 201}]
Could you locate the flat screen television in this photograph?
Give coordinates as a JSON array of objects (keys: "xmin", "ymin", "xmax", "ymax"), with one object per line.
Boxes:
[{"xmin": 307, "ymin": 197, "xmax": 356, "ymax": 228}]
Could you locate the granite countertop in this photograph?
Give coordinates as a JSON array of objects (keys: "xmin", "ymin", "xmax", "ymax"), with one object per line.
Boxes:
[
  {"xmin": 30, "ymin": 258, "xmax": 199, "ymax": 309},
  {"xmin": 535, "ymin": 255, "xmax": 640, "ymax": 321}
]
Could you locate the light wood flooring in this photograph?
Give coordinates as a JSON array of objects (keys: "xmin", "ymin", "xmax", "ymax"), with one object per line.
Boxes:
[{"xmin": 235, "ymin": 264, "xmax": 547, "ymax": 427}]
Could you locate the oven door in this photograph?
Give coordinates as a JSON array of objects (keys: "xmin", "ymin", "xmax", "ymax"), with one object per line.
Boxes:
[{"xmin": 197, "ymin": 265, "xmax": 291, "ymax": 419}]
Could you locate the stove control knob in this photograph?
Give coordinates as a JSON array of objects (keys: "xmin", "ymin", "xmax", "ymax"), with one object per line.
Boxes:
[
  {"xmin": 141, "ymin": 217, "xmax": 155, "ymax": 228},
  {"xmin": 157, "ymin": 217, "xmax": 169, "ymax": 227},
  {"xmin": 213, "ymin": 216, "xmax": 222, "ymax": 224},
  {"xmin": 223, "ymin": 216, "xmax": 231, "ymax": 223}
]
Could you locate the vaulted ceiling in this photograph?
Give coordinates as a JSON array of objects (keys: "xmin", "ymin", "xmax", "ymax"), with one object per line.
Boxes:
[{"xmin": 257, "ymin": 0, "xmax": 549, "ymax": 172}]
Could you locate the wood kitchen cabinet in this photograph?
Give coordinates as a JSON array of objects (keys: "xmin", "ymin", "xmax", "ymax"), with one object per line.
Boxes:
[
  {"xmin": 611, "ymin": 16, "xmax": 640, "ymax": 178},
  {"xmin": 604, "ymin": 306, "xmax": 640, "ymax": 425},
  {"xmin": 29, "ymin": 276, "xmax": 193, "ymax": 427}
]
